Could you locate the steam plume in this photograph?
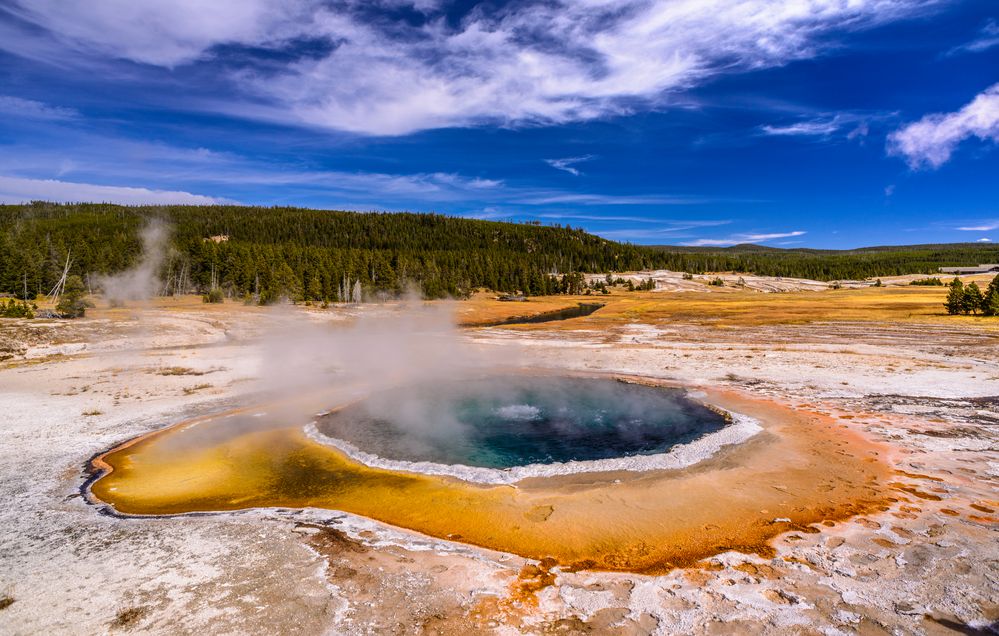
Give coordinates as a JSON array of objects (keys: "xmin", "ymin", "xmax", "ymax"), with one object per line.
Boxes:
[{"xmin": 96, "ymin": 219, "xmax": 171, "ymax": 304}]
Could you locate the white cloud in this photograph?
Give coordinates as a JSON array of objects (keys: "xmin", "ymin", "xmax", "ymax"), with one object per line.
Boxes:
[
  {"xmin": 761, "ymin": 119, "xmax": 841, "ymax": 137},
  {"xmin": 977, "ymin": 237, "xmax": 992, "ymax": 242},
  {"xmin": 3, "ymin": 0, "xmax": 941, "ymax": 135},
  {"xmin": 847, "ymin": 123, "xmax": 870, "ymax": 140},
  {"xmin": 0, "ymin": 175, "xmax": 224, "ymax": 205},
  {"xmin": 0, "ymin": 135, "xmax": 508, "ymax": 202},
  {"xmin": 760, "ymin": 112, "xmax": 888, "ymax": 139},
  {"xmin": 2, "ymin": 1, "xmax": 315, "ymax": 67},
  {"xmin": 594, "ymin": 220, "xmax": 733, "ymax": 241},
  {"xmin": 683, "ymin": 230, "xmax": 806, "ymax": 246},
  {"xmin": 0, "ymin": 95, "xmax": 77, "ymax": 120},
  {"xmin": 957, "ymin": 222, "xmax": 999, "ymax": 231},
  {"xmin": 245, "ymin": 169, "xmax": 502, "ymax": 199},
  {"xmin": 888, "ymin": 83, "xmax": 999, "ymax": 169},
  {"xmin": 514, "ymin": 193, "xmax": 702, "ymax": 206},
  {"xmin": 545, "ymin": 155, "xmax": 595, "ymax": 176},
  {"xmin": 531, "ymin": 213, "xmax": 704, "ymax": 224},
  {"xmin": 945, "ymin": 20, "xmax": 999, "ymax": 56},
  {"xmin": 0, "ymin": 136, "xmax": 703, "ymax": 211}
]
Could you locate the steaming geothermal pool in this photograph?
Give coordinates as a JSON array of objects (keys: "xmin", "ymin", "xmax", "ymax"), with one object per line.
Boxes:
[
  {"xmin": 88, "ymin": 377, "xmax": 891, "ymax": 573},
  {"xmin": 315, "ymin": 377, "xmax": 729, "ymax": 474}
]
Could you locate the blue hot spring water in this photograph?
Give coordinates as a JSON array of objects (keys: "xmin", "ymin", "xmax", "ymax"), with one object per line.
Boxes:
[{"xmin": 318, "ymin": 377, "xmax": 729, "ymax": 469}]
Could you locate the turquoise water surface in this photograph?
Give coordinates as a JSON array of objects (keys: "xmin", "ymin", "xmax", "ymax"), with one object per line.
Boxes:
[{"xmin": 319, "ymin": 377, "xmax": 727, "ymax": 469}]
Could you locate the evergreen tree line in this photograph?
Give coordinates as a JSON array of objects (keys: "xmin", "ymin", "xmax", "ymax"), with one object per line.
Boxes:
[
  {"xmin": 2, "ymin": 202, "xmax": 998, "ymax": 302},
  {"xmin": 0, "ymin": 203, "xmax": 650, "ymax": 301},
  {"xmin": 645, "ymin": 245, "xmax": 999, "ymax": 281},
  {"xmin": 945, "ymin": 276, "xmax": 999, "ymax": 316}
]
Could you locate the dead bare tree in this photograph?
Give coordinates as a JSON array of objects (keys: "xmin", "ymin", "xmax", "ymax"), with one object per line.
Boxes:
[{"xmin": 45, "ymin": 252, "xmax": 73, "ymax": 303}]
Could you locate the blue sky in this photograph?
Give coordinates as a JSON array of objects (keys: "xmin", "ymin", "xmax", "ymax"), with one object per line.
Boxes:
[{"xmin": 0, "ymin": 0, "xmax": 996, "ymax": 248}]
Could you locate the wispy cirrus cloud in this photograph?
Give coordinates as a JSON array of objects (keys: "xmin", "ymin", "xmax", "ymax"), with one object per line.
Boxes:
[
  {"xmin": 888, "ymin": 83, "xmax": 999, "ymax": 169},
  {"xmin": 529, "ymin": 212, "xmax": 713, "ymax": 224},
  {"xmin": 761, "ymin": 119, "xmax": 842, "ymax": 137},
  {"xmin": 0, "ymin": 134, "xmax": 507, "ymax": 203},
  {"xmin": 513, "ymin": 193, "xmax": 704, "ymax": 206},
  {"xmin": 0, "ymin": 134, "xmax": 710, "ymax": 212},
  {"xmin": 0, "ymin": 0, "xmax": 943, "ymax": 135},
  {"xmin": 0, "ymin": 1, "xmax": 312, "ymax": 67},
  {"xmin": 759, "ymin": 112, "xmax": 889, "ymax": 140},
  {"xmin": 944, "ymin": 19, "xmax": 999, "ymax": 57},
  {"xmin": 682, "ymin": 230, "xmax": 806, "ymax": 246},
  {"xmin": 545, "ymin": 155, "xmax": 595, "ymax": 176},
  {"xmin": 0, "ymin": 95, "xmax": 78, "ymax": 121},
  {"xmin": 593, "ymin": 220, "xmax": 733, "ymax": 242},
  {"xmin": 956, "ymin": 221, "xmax": 999, "ymax": 232},
  {"xmin": 469, "ymin": 210, "xmax": 694, "ymax": 223},
  {"xmin": 0, "ymin": 175, "xmax": 225, "ymax": 205}
]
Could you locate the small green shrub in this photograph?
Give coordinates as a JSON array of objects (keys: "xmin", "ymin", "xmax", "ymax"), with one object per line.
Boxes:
[
  {"xmin": 202, "ymin": 288, "xmax": 224, "ymax": 304},
  {"xmin": 0, "ymin": 298, "xmax": 35, "ymax": 318},
  {"xmin": 56, "ymin": 275, "xmax": 93, "ymax": 318}
]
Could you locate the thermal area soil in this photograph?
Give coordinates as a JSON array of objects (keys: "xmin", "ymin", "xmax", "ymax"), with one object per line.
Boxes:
[{"xmin": 1, "ymin": 283, "xmax": 996, "ymax": 634}]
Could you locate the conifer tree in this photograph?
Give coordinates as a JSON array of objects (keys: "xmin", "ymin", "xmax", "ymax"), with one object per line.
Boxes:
[
  {"xmin": 305, "ymin": 273, "xmax": 322, "ymax": 301},
  {"xmin": 981, "ymin": 274, "xmax": 999, "ymax": 317},
  {"xmin": 270, "ymin": 262, "xmax": 301, "ymax": 303},
  {"xmin": 56, "ymin": 275, "xmax": 92, "ymax": 318},
  {"xmin": 944, "ymin": 278, "xmax": 964, "ymax": 315},
  {"xmin": 962, "ymin": 282, "xmax": 983, "ymax": 315}
]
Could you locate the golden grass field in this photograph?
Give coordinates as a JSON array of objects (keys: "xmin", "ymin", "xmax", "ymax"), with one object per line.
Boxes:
[
  {"xmin": 23, "ymin": 272, "xmax": 997, "ymax": 334},
  {"xmin": 456, "ymin": 275, "xmax": 999, "ymax": 330}
]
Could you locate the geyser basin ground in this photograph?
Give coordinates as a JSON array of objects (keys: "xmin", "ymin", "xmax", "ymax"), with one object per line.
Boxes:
[
  {"xmin": 311, "ymin": 377, "xmax": 742, "ymax": 483},
  {"xmin": 88, "ymin": 380, "xmax": 891, "ymax": 574}
]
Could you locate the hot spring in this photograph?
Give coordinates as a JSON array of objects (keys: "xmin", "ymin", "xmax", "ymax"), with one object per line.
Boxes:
[
  {"xmin": 88, "ymin": 375, "xmax": 892, "ymax": 573},
  {"xmin": 311, "ymin": 376, "xmax": 733, "ymax": 482}
]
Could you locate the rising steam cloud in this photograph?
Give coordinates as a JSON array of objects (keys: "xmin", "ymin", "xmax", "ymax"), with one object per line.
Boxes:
[
  {"xmin": 96, "ymin": 219, "xmax": 171, "ymax": 304},
  {"xmin": 253, "ymin": 299, "xmax": 505, "ymax": 403},
  {"xmin": 251, "ymin": 300, "xmax": 527, "ymax": 459}
]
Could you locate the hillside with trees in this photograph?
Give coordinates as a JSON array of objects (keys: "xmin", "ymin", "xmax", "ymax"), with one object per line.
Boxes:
[
  {"xmin": 2, "ymin": 202, "xmax": 998, "ymax": 302},
  {"xmin": 0, "ymin": 202, "xmax": 650, "ymax": 301},
  {"xmin": 645, "ymin": 243, "xmax": 999, "ymax": 281}
]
